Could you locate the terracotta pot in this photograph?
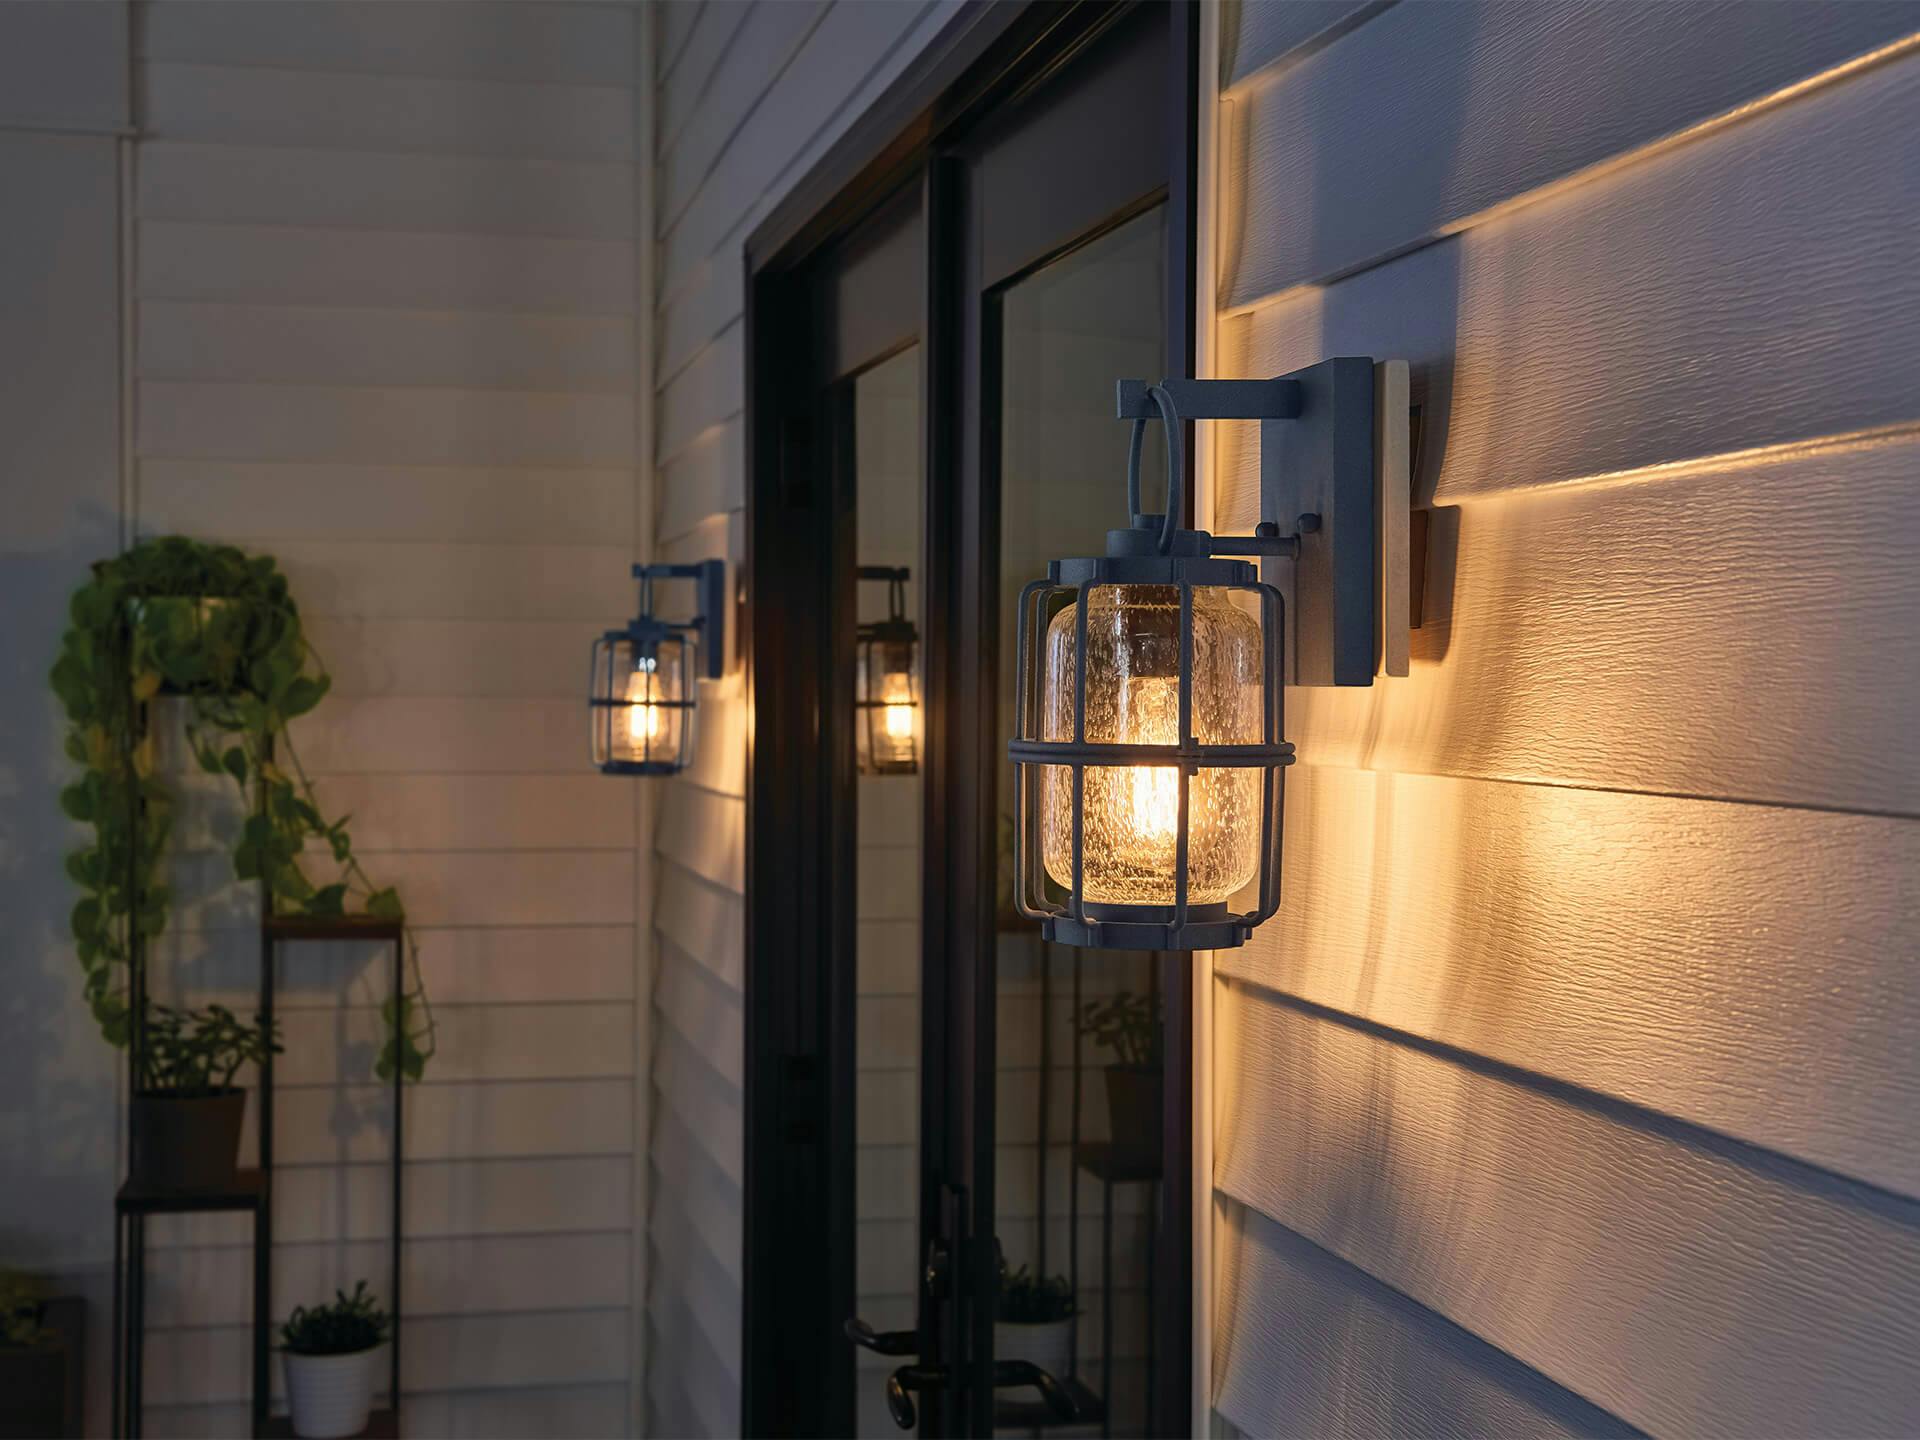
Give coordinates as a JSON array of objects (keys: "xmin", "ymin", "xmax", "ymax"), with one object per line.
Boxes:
[
  {"xmin": 128, "ymin": 1089, "xmax": 245, "ymax": 1191},
  {"xmin": 1104, "ymin": 1063, "xmax": 1162, "ymax": 1166},
  {"xmin": 283, "ymin": 1344, "xmax": 384, "ymax": 1439}
]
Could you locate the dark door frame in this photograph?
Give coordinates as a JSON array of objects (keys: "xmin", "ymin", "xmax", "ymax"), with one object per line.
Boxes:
[{"xmin": 742, "ymin": 5, "xmax": 1200, "ymax": 1434}]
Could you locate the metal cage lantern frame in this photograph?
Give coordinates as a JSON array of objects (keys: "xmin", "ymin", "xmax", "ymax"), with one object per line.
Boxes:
[
  {"xmin": 1009, "ymin": 385, "xmax": 1295, "ymax": 951},
  {"xmin": 855, "ymin": 565, "xmax": 920, "ymax": 776},
  {"xmin": 591, "ymin": 559, "xmax": 726, "ymax": 776}
]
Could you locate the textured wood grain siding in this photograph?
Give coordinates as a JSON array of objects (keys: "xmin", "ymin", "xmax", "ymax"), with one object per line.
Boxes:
[
  {"xmin": 131, "ymin": 5, "xmax": 641, "ymax": 1433},
  {"xmin": 644, "ymin": 4, "xmax": 957, "ymax": 1435},
  {"xmin": 1213, "ymin": 1201, "xmax": 1638, "ymax": 1440},
  {"xmin": 1217, "ymin": 983, "xmax": 1920, "ymax": 1438},
  {"xmin": 1222, "ymin": 0, "xmax": 1920, "ymax": 307},
  {"xmin": 1212, "ymin": 5, "xmax": 1920, "ymax": 1436}
]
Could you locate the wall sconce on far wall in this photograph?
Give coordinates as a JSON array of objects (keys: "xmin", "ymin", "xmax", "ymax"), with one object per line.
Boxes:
[
  {"xmin": 1007, "ymin": 359, "xmax": 1410, "ymax": 951},
  {"xmin": 856, "ymin": 565, "xmax": 919, "ymax": 776},
  {"xmin": 591, "ymin": 560, "xmax": 726, "ymax": 776}
]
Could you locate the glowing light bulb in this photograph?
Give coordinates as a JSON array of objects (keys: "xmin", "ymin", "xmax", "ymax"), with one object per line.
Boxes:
[
  {"xmin": 1128, "ymin": 764, "xmax": 1179, "ymax": 844},
  {"xmin": 880, "ymin": 670, "xmax": 915, "ymax": 740},
  {"xmin": 1119, "ymin": 673, "xmax": 1180, "ymax": 850},
  {"xmin": 625, "ymin": 670, "xmax": 661, "ymax": 742}
]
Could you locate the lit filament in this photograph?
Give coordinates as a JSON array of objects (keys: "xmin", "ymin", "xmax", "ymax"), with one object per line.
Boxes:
[
  {"xmin": 1128, "ymin": 764, "xmax": 1180, "ymax": 845},
  {"xmin": 1121, "ymin": 674, "xmax": 1180, "ymax": 851},
  {"xmin": 625, "ymin": 671, "xmax": 662, "ymax": 743},
  {"xmin": 880, "ymin": 671, "xmax": 915, "ymax": 741}
]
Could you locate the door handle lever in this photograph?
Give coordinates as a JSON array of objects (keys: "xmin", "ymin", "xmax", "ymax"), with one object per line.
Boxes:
[
  {"xmin": 878, "ymin": 1357, "xmax": 1080, "ymax": 1430},
  {"xmin": 993, "ymin": 1358, "xmax": 1079, "ymax": 1422},
  {"xmin": 884, "ymin": 1362, "xmax": 943, "ymax": 1429},
  {"xmin": 845, "ymin": 1315, "xmax": 918, "ymax": 1357}
]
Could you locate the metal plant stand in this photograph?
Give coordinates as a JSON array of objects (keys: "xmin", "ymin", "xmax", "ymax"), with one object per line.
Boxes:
[
  {"xmin": 107, "ymin": 682, "xmax": 406, "ymax": 1438},
  {"xmin": 1063, "ymin": 947, "xmax": 1160, "ymax": 1438},
  {"xmin": 255, "ymin": 917, "xmax": 405, "ymax": 1440},
  {"xmin": 996, "ymin": 941, "xmax": 1162, "ymax": 1435}
]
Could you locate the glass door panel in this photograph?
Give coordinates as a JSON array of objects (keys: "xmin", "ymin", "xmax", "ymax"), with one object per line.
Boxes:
[
  {"xmin": 992, "ymin": 207, "xmax": 1166, "ymax": 1437},
  {"xmin": 852, "ymin": 346, "xmax": 926, "ymax": 1438}
]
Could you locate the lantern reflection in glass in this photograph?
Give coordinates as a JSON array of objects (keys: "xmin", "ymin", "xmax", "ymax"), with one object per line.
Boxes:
[{"xmin": 856, "ymin": 566, "xmax": 919, "ymax": 775}]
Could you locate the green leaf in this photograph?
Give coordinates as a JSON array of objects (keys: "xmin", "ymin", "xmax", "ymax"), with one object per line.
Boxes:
[
  {"xmin": 134, "ymin": 900, "xmax": 167, "ymax": 939},
  {"xmin": 72, "ymin": 897, "xmax": 101, "ymax": 941},
  {"xmin": 282, "ymin": 674, "xmax": 329, "ymax": 718},
  {"xmin": 59, "ymin": 783, "xmax": 94, "ymax": 822},
  {"xmin": 65, "ymin": 850, "xmax": 101, "ymax": 888},
  {"xmin": 223, "ymin": 746, "xmax": 249, "ymax": 785},
  {"xmin": 49, "ymin": 653, "xmax": 90, "ymax": 717},
  {"xmin": 308, "ymin": 883, "xmax": 348, "ymax": 918},
  {"xmin": 101, "ymin": 1009, "xmax": 130, "ymax": 1048},
  {"xmin": 273, "ymin": 863, "xmax": 315, "ymax": 903},
  {"xmin": 365, "ymin": 887, "xmax": 404, "ymax": 921}
]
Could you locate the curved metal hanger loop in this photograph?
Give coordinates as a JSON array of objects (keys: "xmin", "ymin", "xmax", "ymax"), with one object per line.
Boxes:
[{"xmin": 1124, "ymin": 382, "xmax": 1186, "ymax": 555}]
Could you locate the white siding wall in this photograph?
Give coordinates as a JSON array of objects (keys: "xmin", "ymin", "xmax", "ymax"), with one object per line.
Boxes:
[
  {"xmin": 1208, "ymin": 4, "xmax": 1920, "ymax": 1437},
  {"xmin": 645, "ymin": 3, "xmax": 961, "ymax": 1434},
  {"xmin": 0, "ymin": 7, "xmax": 131, "ymax": 1433},
  {"xmin": 122, "ymin": 4, "xmax": 642, "ymax": 1434}
]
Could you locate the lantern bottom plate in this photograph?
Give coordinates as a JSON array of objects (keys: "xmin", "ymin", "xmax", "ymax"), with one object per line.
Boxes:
[{"xmin": 1041, "ymin": 901, "xmax": 1251, "ymax": 952}]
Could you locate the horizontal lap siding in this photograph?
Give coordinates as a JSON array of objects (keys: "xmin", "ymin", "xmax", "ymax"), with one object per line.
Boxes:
[
  {"xmin": 1212, "ymin": 5, "xmax": 1920, "ymax": 1436},
  {"xmin": 1215, "ymin": 983, "xmax": 1920, "ymax": 1438},
  {"xmin": 0, "ymin": 28, "xmax": 128, "ymax": 1433},
  {"xmin": 1213, "ymin": 1200, "xmax": 1637, "ymax": 1440},
  {"xmin": 644, "ymin": 4, "xmax": 959, "ymax": 1433},
  {"xmin": 132, "ymin": 4, "xmax": 639, "ymax": 1433}
]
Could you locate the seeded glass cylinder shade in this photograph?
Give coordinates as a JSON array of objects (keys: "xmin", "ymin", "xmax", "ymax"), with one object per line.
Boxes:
[
  {"xmin": 1040, "ymin": 585, "xmax": 1263, "ymax": 904},
  {"xmin": 590, "ymin": 630, "xmax": 694, "ymax": 774}
]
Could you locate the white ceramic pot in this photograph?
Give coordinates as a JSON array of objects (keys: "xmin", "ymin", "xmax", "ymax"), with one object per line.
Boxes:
[
  {"xmin": 281, "ymin": 1343, "xmax": 384, "ymax": 1439},
  {"xmin": 994, "ymin": 1317, "xmax": 1073, "ymax": 1380}
]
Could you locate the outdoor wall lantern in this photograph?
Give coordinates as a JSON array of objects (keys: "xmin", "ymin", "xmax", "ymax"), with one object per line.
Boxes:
[
  {"xmin": 855, "ymin": 565, "xmax": 919, "ymax": 776},
  {"xmin": 590, "ymin": 560, "xmax": 726, "ymax": 776},
  {"xmin": 1008, "ymin": 358, "xmax": 1409, "ymax": 950}
]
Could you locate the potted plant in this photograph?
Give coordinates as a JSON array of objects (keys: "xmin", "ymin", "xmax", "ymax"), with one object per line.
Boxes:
[
  {"xmin": 0, "ymin": 1269, "xmax": 80, "ymax": 1439},
  {"xmin": 279, "ymin": 1281, "xmax": 391, "ymax": 1439},
  {"xmin": 52, "ymin": 537, "xmax": 436, "ymax": 1087},
  {"xmin": 995, "ymin": 1263, "xmax": 1076, "ymax": 1380},
  {"xmin": 129, "ymin": 1002, "xmax": 281, "ymax": 1191},
  {"xmin": 1074, "ymin": 988, "xmax": 1162, "ymax": 1167}
]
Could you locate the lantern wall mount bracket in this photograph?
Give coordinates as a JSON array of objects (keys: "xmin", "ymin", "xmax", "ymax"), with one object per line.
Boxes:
[
  {"xmin": 631, "ymin": 559, "xmax": 727, "ymax": 681},
  {"xmin": 1117, "ymin": 355, "xmax": 1410, "ymax": 686}
]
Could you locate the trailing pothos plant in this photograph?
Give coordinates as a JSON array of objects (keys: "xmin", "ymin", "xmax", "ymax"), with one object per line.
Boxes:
[{"xmin": 50, "ymin": 536, "xmax": 435, "ymax": 1081}]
